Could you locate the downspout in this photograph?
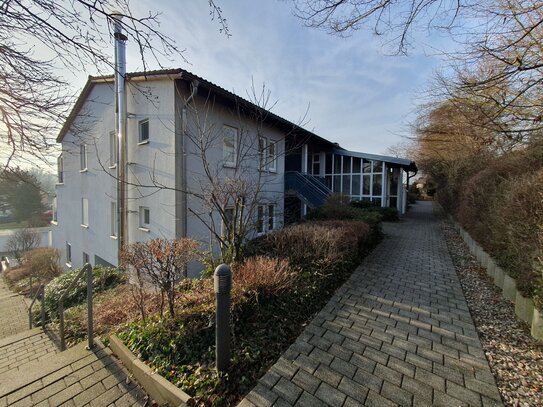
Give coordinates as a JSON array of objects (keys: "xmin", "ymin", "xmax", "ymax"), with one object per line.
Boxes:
[
  {"xmin": 113, "ymin": 14, "xmax": 128, "ymax": 265},
  {"xmin": 178, "ymin": 79, "xmax": 199, "ymax": 239}
]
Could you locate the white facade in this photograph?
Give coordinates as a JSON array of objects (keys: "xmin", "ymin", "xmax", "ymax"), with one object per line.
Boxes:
[{"xmin": 52, "ymin": 73, "xmax": 286, "ymax": 275}]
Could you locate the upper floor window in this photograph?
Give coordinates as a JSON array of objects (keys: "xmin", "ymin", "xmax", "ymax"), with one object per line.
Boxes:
[
  {"xmin": 139, "ymin": 119, "xmax": 149, "ymax": 144},
  {"xmin": 109, "ymin": 131, "xmax": 118, "ymax": 168},
  {"xmin": 139, "ymin": 206, "xmax": 150, "ymax": 230},
  {"xmin": 57, "ymin": 155, "xmax": 64, "ymax": 184},
  {"xmin": 81, "ymin": 198, "xmax": 89, "ymax": 227},
  {"xmin": 223, "ymin": 126, "xmax": 238, "ymax": 167},
  {"xmin": 52, "ymin": 197, "xmax": 58, "ymax": 223},
  {"xmin": 258, "ymin": 136, "xmax": 266, "ymax": 170},
  {"xmin": 268, "ymin": 141, "xmax": 277, "ymax": 172},
  {"xmin": 80, "ymin": 143, "xmax": 87, "ymax": 171},
  {"xmin": 258, "ymin": 137, "xmax": 277, "ymax": 172}
]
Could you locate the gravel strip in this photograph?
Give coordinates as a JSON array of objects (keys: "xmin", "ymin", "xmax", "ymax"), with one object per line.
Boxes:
[{"xmin": 441, "ymin": 220, "xmax": 543, "ymax": 407}]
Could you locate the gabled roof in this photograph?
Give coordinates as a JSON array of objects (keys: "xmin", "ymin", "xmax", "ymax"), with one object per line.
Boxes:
[{"xmin": 57, "ymin": 68, "xmax": 417, "ymax": 172}]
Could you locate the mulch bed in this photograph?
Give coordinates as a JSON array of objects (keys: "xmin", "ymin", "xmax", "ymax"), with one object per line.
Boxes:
[{"xmin": 441, "ymin": 220, "xmax": 543, "ymax": 407}]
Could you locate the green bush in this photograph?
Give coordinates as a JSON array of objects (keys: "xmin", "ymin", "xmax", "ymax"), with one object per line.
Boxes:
[{"xmin": 44, "ymin": 266, "xmax": 126, "ymax": 318}]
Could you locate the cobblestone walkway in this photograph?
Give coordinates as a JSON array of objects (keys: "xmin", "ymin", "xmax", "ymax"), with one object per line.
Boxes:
[
  {"xmin": 0, "ymin": 277, "xmax": 29, "ymax": 340},
  {"xmin": 241, "ymin": 202, "xmax": 503, "ymax": 407}
]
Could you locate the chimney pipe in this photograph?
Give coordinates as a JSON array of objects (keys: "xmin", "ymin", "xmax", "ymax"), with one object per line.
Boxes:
[{"xmin": 112, "ymin": 13, "xmax": 128, "ymax": 265}]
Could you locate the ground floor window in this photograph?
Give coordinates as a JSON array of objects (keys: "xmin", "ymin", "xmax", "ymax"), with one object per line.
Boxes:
[{"xmin": 257, "ymin": 204, "xmax": 275, "ymax": 234}]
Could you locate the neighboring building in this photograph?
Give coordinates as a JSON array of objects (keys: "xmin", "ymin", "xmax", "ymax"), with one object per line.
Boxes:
[{"xmin": 52, "ymin": 69, "xmax": 416, "ymax": 274}]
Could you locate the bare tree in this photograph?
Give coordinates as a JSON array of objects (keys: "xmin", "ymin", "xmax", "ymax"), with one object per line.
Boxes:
[
  {"xmin": 6, "ymin": 228, "xmax": 42, "ymax": 264},
  {"xmin": 121, "ymin": 238, "xmax": 200, "ymax": 317},
  {"xmin": 180, "ymin": 83, "xmax": 303, "ymax": 267},
  {"xmin": 0, "ymin": 0, "xmax": 229, "ymax": 171},
  {"xmin": 292, "ymin": 0, "xmax": 467, "ymax": 53}
]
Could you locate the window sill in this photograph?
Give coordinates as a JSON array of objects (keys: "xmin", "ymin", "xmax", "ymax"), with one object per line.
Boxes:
[
  {"xmin": 56, "ymin": 182, "xmax": 64, "ymax": 186},
  {"xmin": 138, "ymin": 227, "xmax": 150, "ymax": 233},
  {"xmin": 66, "ymin": 262, "xmax": 72, "ymax": 268},
  {"xmin": 81, "ymin": 224, "xmax": 89, "ymax": 229},
  {"xmin": 223, "ymin": 163, "xmax": 236, "ymax": 168},
  {"xmin": 137, "ymin": 140, "xmax": 149, "ymax": 146},
  {"xmin": 109, "ymin": 164, "xmax": 117, "ymax": 169},
  {"xmin": 110, "ymin": 235, "xmax": 118, "ymax": 240},
  {"xmin": 51, "ymin": 221, "xmax": 58, "ymax": 226},
  {"xmin": 79, "ymin": 169, "xmax": 88, "ymax": 173}
]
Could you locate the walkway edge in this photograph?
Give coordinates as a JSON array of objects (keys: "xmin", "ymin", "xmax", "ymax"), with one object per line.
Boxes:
[
  {"xmin": 109, "ymin": 334, "xmax": 191, "ymax": 407},
  {"xmin": 448, "ymin": 216, "xmax": 543, "ymax": 341}
]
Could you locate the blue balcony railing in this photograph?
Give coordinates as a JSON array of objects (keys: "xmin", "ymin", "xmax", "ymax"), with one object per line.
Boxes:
[{"xmin": 285, "ymin": 171, "xmax": 332, "ymax": 208}]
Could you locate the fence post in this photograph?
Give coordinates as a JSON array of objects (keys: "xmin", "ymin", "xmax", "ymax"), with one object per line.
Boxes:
[
  {"xmin": 59, "ymin": 301, "xmax": 65, "ymax": 351},
  {"xmin": 40, "ymin": 285, "xmax": 45, "ymax": 328},
  {"xmin": 85, "ymin": 263, "xmax": 94, "ymax": 349},
  {"xmin": 214, "ymin": 264, "xmax": 232, "ymax": 372},
  {"xmin": 29, "ymin": 275, "xmax": 33, "ymax": 298}
]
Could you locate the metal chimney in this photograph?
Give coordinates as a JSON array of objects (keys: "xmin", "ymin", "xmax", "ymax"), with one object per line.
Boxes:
[{"xmin": 112, "ymin": 13, "xmax": 128, "ymax": 264}]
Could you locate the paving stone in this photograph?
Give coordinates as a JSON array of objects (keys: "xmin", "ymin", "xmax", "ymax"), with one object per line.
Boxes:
[
  {"xmin": 330, "ymin": 357, "xmax": 357, "ymax": 379},
  {"xmin": 381, "ymin": 381, "xmax": 413, "ymax": 406},
  {"xmin": 314, "ymin": 364, "xmax": 342, "ymax": 387},
  {"xmin": 433, "ymin": 389, "xmax": 468, "ymax": 407},
  {"xmin": 446, "ymin": 380, "xmax": 483, "ymax": 406},
  {"xmin": 365, "ymin": 390, "xmax": 398, "ymax": 407},
  {"xmin": 353, "ymin": 369, "xmax": 383, "ymax": 393},
  {"xmin": 296, "ymin": 391, "xmax": 327, "ymax": 407},
  {"xmin": 273, "ymin": 377, "xmax": 303, "ymax": 404},
  {"xmin": 338, "ymin": 376, "xmax": 368, "ymax": 403},
  {"xmin": 350, "ymin": 353, "xmax": 376, "ymax": 373},
  {"xmin": 292, "ymin": 369, "xmax": 321, "ymax": 394},
  {"xmin": 314, "ymin": 382, "xmax": 346, "ymax": 406}
]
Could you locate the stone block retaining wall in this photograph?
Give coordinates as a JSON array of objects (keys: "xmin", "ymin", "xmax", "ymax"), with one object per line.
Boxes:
[{"xmin": 451, "ymin": 219, "xmax": 543, "ymax": 341}]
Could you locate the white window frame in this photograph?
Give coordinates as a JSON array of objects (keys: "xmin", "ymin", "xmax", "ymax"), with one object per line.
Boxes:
[
  {"xmin": 256, "ymin": 203, "xmax": 276, "ymax": 235},
  {"xmin": 81, "ymin": 198, "xmax": 89, "ymax": 228},
  {"xmin": 256, "ymin": 205, "xmax": 264, "ymax": 234},
  {"xmin": 222, "ymin": 207, "xmax": 235, "ymax": 237},
  {"xmin": 267, "ymin": 204, "xmax": 275, "ymax": 231},
  {"xmin": 268, "ymin": 140, "xmax": 277, "ymax": 172},
  {"xmin": 80, "ymin": 143, "xmax": 87, "ymax": 172},
  {"xmin": 52, "ymin": 197, "xmax": 58, "ymax": 224},
  {"xmin": 57, "ymin": 155, "xmax": 64, "ymax": 184},
  {"xmin": 109, "ymin": 131, "xmax": 118, "ymax": 168},
  {"xmin": 138, "ymin": 119, "xmax": 149, "ymax": 144},
  {"xmin": 139, "ymin": 206, "xmax": 150, "ymax": 231},
  {"xmin": 66, "ymin": 242, "xmax": 72, "ymax": 266},
  {"xmin": 258, "ymin": 136, "xmax": 267, "ymax": 171},
  {"xmin": 223, "ymin": 125, "xmax": 238, "ymax": 167},
  {"xmin": 110, "ymin": 201, "xmax": 117, "ymax": 238}
]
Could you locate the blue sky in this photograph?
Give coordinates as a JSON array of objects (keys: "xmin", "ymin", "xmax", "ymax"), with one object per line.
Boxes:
[{"xmin": 69, "ymin": 0, "xmax": 452, "ymax": 156}]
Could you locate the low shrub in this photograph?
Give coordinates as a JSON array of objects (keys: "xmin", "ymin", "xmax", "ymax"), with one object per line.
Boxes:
[
  {"xmin": 232, "ymin": 256, "xmax": 294, "ymax": 302},
  {"xmin": 2, "ymin": 265, "xmax": 31, "ymax": 291},
  {"xmin": 246, "ymin": 220, "xmax": 372, "ymax": 272},
  {"xmin": 44, "ymin": 266, "xmax": 126, "ymax": 318},
  {"xmin": 25, "ymin": 248, "xmax": 61, "ymax": 282}
]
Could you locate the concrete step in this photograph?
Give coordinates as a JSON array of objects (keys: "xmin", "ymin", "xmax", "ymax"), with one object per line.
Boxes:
[
  {"xmin": 0, "ymin": 328, "xmax": 61, "ymax": 375},
  {"xmin": 0, "ymin": 339, "xmax": 149, "ymax": 407}
]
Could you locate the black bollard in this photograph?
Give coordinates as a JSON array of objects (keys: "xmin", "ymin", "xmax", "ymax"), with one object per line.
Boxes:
[{"xmin": 214, "ymin": 264, "xmax": 232, "ymax": 372}]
